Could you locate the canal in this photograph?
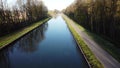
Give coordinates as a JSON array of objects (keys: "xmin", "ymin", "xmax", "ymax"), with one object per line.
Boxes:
[{"xmin": 0, "ymin": 15, "xmax": 89, "ymax": 68}]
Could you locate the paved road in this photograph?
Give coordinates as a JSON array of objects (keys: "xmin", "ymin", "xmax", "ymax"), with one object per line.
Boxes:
[{"xmin": 65, "ymin": 16, "xmax": 120, "ymax": 68}]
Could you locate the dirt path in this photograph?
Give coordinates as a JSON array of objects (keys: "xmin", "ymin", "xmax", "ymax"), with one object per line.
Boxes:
[{"xmin": 66, "ymin": 17, "xmax": 120, "ymax": 68}]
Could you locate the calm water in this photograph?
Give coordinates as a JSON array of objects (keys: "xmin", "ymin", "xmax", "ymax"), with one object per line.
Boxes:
[{"xmin": 0, "ymin": 15, "xmax": 89, "ymax": 68}]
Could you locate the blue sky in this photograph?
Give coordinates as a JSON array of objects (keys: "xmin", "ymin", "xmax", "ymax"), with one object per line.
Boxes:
[{"xmin": 7, "ymin": 0, "xmax": 74, "ymax": 11}]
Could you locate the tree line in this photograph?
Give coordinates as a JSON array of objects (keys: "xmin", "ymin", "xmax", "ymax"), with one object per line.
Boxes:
[
  {"xmin": 64, "ymin": 0, "xmax": 120, "ymax": 46},
  {"xmin": 0, "ymin": 0, "xmax": 48, "ymax": 36}
]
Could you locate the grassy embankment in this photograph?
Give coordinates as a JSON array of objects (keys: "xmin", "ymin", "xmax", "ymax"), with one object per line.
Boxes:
[
  {"xmin": 76, "ymin": 23, "xmax": 120, "ymax": 62},
  {"xmin": 0, "ymin": 18, "xmax": 50, "ymax": 49},
  {"xmin": 62, "ymin": 14, "xmax": 103, "ymax": 68},
  {"xmin": 70, "ymin": 17, "xmax": 120, "ymax": 62}
]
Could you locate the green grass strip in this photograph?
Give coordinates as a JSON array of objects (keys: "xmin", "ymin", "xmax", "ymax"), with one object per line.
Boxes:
[
  {"xmin": 75, "ymin": 21, "xmax": 120, "ymax": 62},
  {"xmin": 67, "ymin": 13, "xmax": 120, "ymax": 62},
  {"xmin": 62, "ymin": 14, "xmax": 103, "ymax": 68},
  {"xmin": 0, "ymin": 18, "xmax": 51, "ymax": 49}
]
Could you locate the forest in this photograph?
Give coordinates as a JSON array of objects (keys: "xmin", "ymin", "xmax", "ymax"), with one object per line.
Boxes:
[
  {"xmin": 0, "ymin": 0, "xmax": 48, "ymax": 36},
  {"xmin": 64, "ymin": 0, "xmax": 120, "ymax": 46}
]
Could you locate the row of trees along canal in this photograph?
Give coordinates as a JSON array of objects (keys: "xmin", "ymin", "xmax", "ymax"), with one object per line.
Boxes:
[
  {"xmin": 63, "ymin": 0, "xmax": 120, "ymax": 47},
  {"xmin": 0, "ymin": 0, "xmax": 48, "ymax": 36}
]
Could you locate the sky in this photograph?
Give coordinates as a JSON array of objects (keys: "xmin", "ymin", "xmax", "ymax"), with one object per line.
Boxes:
[
  {"xmin": 7, "ymin": 0, "xmax": 15, "ymax": 5},
  {"xmin": 41, "ymin": 0, "xmax": 75, "ymax": 11},
  {"xmin": 7, "ymin": 0, "xmax": 75, "ymax": 11}
]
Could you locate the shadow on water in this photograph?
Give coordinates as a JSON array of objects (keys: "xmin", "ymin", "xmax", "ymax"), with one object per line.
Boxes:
[
  {"xmin": 0, "ymin": 23, "xmax": 48, "ymax": 68},
  {"xmin": 17, "ymin": 23, "xmax": 48, "ymax": 53},
  {"xmin": 0, "ymin": 15, "xmax": 89, "ymax": 68}
]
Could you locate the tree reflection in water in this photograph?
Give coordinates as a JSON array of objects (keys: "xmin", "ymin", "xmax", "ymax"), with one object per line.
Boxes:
[
  {"xmin": 0, "ymin": 23, "xmax": 48, "ymax": 68},
  {"xmin": 17, "ymin": 23, "xmax": 48, "ymax": 53},
  {"xmin": 0, "ymin": 49, "xmax": 10, "ymax": 68}
]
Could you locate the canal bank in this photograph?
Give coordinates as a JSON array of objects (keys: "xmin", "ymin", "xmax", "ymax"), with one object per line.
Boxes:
[
  {"xmin": 0, "ymin": 18, "xmax": 51, "ymax": 50},
  {"xmin": 62, "ymin": 14, "xmax": 103, "ymax": 68},
  {"xmin": 0, "ymin": 15, "xmax": 89, "ymax": 68}
]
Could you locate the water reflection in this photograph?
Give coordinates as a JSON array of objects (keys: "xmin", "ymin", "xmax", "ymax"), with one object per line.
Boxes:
[
  {"xmin": 0, "ymin": 16, "xmax": 89, "ymax": 68},
  {"xmin": 53, "ymin": 14, "xmax": 59, "ymax": 19},
  {"xmin": 0, "ymin": 49, "xmax": 10, "ymax": 68},
  {"xmin": 17, "ymin": 23, "xmax": 48, "ymax": 53},
  {"xmin": 0, "ymin": 23, "xmax": 48, "ymax": 68}
]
